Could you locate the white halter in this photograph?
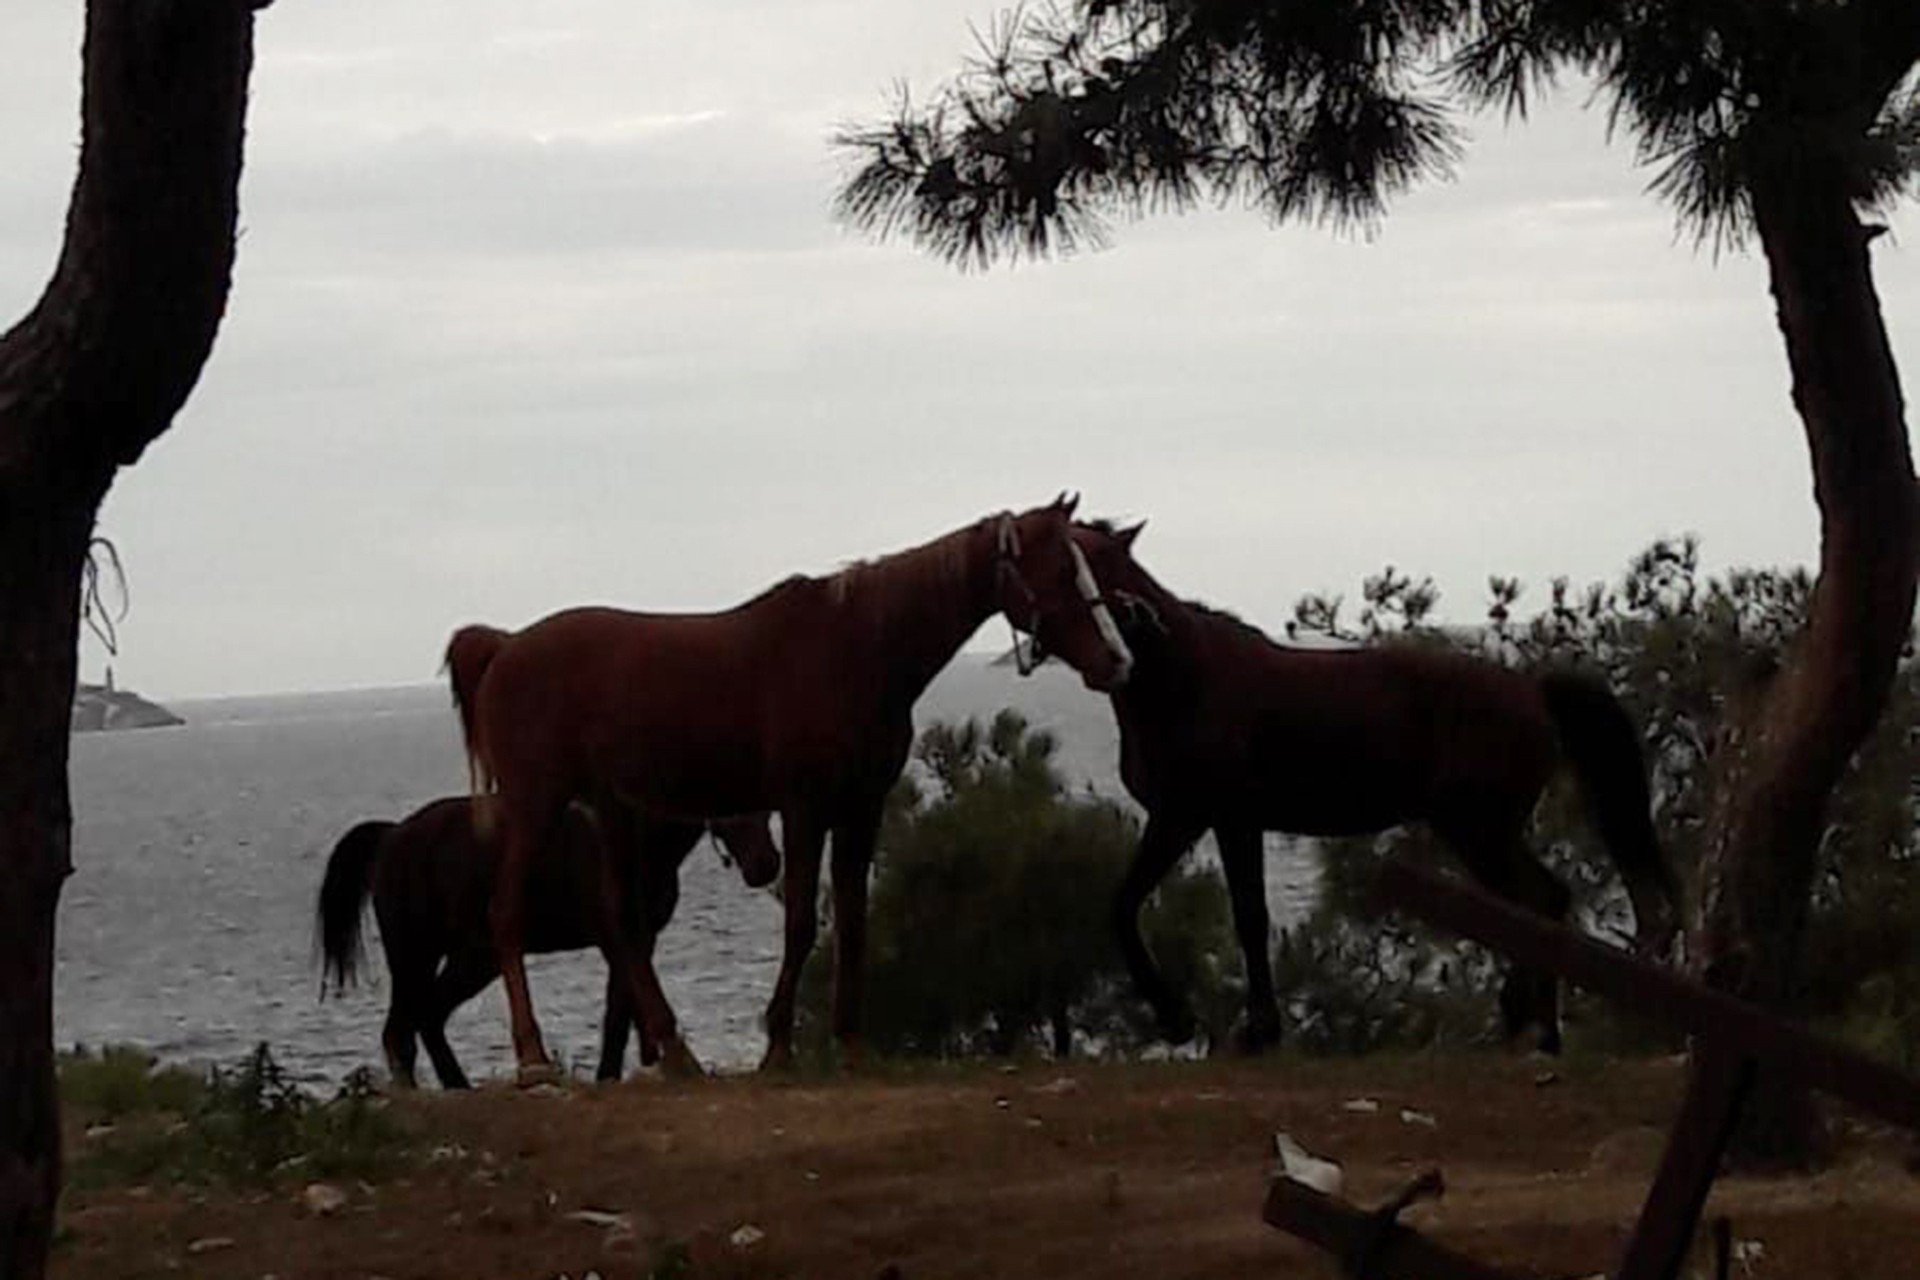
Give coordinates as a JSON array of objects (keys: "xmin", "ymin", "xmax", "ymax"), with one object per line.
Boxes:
[{"xmin": 995, "ymin": 513, "xmax": 1133, "ymax": 684}]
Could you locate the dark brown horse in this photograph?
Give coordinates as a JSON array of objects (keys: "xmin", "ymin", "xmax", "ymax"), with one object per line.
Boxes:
[
  {"xmin": 1060, "ymin": 519, "xmax": 1681, "ymax": 1054},
  {"xmin": 445, "ymin": 495, "xmax": 1135, "ymax": 1079},
  {"xmin": 316, "ymin": 796, "xmax": 778, "ymax": 1087}
]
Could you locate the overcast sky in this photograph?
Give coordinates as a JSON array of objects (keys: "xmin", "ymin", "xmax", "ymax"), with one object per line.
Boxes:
[{"xmin": 6, "ymin": 2, "xmax": 1916, "ymax": 699}]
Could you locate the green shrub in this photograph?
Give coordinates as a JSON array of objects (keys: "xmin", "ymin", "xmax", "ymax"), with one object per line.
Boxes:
[
  {"xmin": 799, "ymin": 710, "xmax": 1238, "ymax": 1061},
  {"xmin": 64, "ymin": 1043, "xmax": 413, "ymax": 1191}
]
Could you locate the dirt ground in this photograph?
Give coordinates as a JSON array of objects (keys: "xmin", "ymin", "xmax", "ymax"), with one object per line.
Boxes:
[{"xmin": 53, "ymin": 1053, "xmax": 1920, "ymax": 1280}]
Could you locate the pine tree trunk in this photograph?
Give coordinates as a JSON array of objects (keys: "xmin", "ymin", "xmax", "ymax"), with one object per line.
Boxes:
[
  {"xmin": 1694, "ymin": 170, "xmax": 1920, "ymax": 1168},
  {"xmin": 0, "ymin": 5, "xmax": 263, "ymax": 1275}
]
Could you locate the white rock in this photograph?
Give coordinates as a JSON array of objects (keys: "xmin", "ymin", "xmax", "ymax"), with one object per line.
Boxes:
[
  {"xmin": 730, "ymin": 1224, "xmax": 766, "ymax": 1249},
  {"xmin": 1272, "ymin": 1132, "xmax": 1343, "ymax": 1197},
  {"xmin": 1341, "ymin": 1098, "xmax": 1380, "ymax": 1114},
  {"xmin": 302, "ymin": 1183, "xmax": 348, "ymax": 1218}
]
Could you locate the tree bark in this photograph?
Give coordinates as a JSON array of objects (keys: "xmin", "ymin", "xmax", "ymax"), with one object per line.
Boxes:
[
  {"xmin": 0, "ymin": 4, "xmax": 263, "ymax": 1275},
  {"xmin": 1694, "ymin": 168, "xmax": 1920, "ymax": 1167}
]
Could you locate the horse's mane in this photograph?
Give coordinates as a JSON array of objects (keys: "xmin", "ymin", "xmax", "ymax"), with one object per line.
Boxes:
[
  {"xmin": 737, "ymin": 572, "xmax": 818, "ymax": 610},
  {"xmin": 1081, "ymin": 519, "xmax": 1275, "ymax": 647},
  {"xmin": 820, "ymin": 521, "xmax": 981, "ymax": 638}
]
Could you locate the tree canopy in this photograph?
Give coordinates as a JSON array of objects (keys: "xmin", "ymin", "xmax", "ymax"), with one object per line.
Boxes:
[{"xmin": 838, "ymin": 0, "xmax": 1920, "ymax": 266}]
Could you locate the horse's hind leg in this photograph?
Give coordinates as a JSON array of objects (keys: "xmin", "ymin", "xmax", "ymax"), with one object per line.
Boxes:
[
  {"xmin": 829, "ymin": 802, "xmax": 886, "ymax": 1069},
  {"xmin": 381, "ymin": 998, "xmax": 420, "ymax": 1090},
  {"xmin": 597, "ymin": 966, "xmax": 634, "ymax": 1081},
  {"xmin": 1113, "ymin": 812, "xmax": 1211, "ymax": 1045},
  {"xmin": 761, "ymin": 809, "xmax": 826, "ymax": 1071},
  {"xmin": 490, "ymin": 802, "xmax": 557, "ymax": 1082},
  {"xmin": 1217, "ymin": 823, "xmax": 1282, "ymax": 1053},
  {"xmin": 379, "ymin": 937, "xmax": 433, "ymax": 1089},
  {"xmin": 1435, "ymin": 815, "xmax": 1571, "ymax": 1054}
]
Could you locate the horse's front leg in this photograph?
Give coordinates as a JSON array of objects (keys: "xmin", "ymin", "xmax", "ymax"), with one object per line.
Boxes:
[
  {"xmin": 1216, "ymin": 823, "xmax": 1282, "ymax": 1052},
  {"xmin": 829, "ymin": 804, "xmax": 885, "ymax": 1070},
  {"xmin": 1113, "ymin": 811, "xmax": 1210, "ymax": 1045},
  {"xmin": 597, "ymin": 965, "xmax": 633, "ymax": 1081},
  {"xmin": 760, "ymin": 810, "xmax": 826, "ymax": 1071}
]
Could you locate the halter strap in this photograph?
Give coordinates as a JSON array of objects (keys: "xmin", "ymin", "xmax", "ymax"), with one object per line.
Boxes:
[{"xmin": 995, "ymin": 513, "xmax": 1041, "ymax": 676}]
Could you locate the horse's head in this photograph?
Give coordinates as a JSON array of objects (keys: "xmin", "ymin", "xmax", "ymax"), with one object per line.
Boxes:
[
  {"xmin": 994, "ymin": 492, "xmax": 1134, "ymax": 692},
  {"xmin": 1067, "ymin": 517, "xmax": 1157, "ymax": 629}
]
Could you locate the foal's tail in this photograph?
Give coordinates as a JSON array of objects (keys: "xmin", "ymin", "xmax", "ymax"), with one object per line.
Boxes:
[
  {"xmin": 1540, "ymin": 670, "xmax": 1683, "ymax": 957},
  {"xmin": 316, "ymin": 819, "xmax": 395, "ymax": 995},
  {"xmin": 444, "ymin": 624, "xmax": 511, "ymax": 838}
]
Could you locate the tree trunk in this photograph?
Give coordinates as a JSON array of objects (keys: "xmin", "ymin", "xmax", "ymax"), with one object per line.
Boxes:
[
  {"xmin": 1694, "ymin": 169, "xmax": 1920, "ymax": 1168},
  {"xmin": 0, "ymin": 5, "xmax": 263, "ymax": 1275}
]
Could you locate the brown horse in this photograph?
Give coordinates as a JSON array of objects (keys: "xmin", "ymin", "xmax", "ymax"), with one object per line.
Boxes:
[
  {"xmin": 445, "ymin": 494, "xmax": 1135, "ymax": 1079},
  {"xmin": 1059, "ymin": 519, "xmax": 1681, "ymax": 1054},
  {"xmin": 317, "ymin": 796, "xmax": 779, "ymax": 1087}
]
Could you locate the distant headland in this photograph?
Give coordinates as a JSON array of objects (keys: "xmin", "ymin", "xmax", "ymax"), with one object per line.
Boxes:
[{"xmin": 71, "ymin": 669, "xmax": 182, "ymax": 733}]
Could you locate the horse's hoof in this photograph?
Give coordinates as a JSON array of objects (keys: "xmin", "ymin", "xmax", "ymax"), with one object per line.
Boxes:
[
  {"xmin": 1159, "ymin": 1013, "xmax": 1199, "ymax": 1047},
  {"xmin": 659, "ymin": 1038, "xmax": 706, "ymax": 1080},
  {"xmin": 514, "ymin": 1060, "xmax": 562, "ymax": 1089}
]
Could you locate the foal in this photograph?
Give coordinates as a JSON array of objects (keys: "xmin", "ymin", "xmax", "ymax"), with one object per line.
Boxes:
[{"xmin": 318, "ymin": 796, "xmax": 778, "ymax": 1086}]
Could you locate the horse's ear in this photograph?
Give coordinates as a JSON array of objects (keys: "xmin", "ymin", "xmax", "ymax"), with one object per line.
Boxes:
[
  {"xmin": 1054, "ymin": 491, "xmax": 1080, "ymax": 518},
  {"xmin": 1118, "ymin": 519, "xmax": 1146, "ymax": 548}
]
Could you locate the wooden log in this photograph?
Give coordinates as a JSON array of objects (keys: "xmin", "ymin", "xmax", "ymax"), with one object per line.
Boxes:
[
  {"xmin": 1612, "ymin": 1044, "xmax": 1757, "ymax": 1280},
  {"xmin": 1373, "ymin": 859, "xmax": 1920, "ymax": 1131},
  {"xmin": 1262, "ymin": 1177, "xmax": 1520, "ymax": 1280}
]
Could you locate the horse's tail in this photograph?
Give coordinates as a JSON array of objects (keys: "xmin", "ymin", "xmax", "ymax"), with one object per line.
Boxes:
[
  {"xmin": 1539, "ymin": 670, "xmax": 1683, "ymax": 956},
  {"xmin": 316, "ymin": 819, "xmax": 394, "ymax": 995},
  {"xmin": 444, "ymin": 624, "xmax": 510, "ymax": 839}
]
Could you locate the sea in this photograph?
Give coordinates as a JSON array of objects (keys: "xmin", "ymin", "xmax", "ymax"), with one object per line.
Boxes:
[{"xmin": 58, "ymin": 657, "xmax": 1321, "ymax": 1087}]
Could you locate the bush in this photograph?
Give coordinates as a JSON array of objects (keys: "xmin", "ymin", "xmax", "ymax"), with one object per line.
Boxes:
[
  {"xmin": 798, "ymin": 711, "xmax": 1238, "ymax": 1061},
  {"xmin": 1280, "ymin": 541, "xmax": 1920, "ymax": 1059},
  {"xmin": 63, "ymin": 1042, "xmax": 414, "ymax": 1191}
]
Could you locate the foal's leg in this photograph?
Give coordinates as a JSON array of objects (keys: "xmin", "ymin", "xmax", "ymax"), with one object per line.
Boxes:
[
  {"xmin": 380, "ymin": 969, "xmax": 424, "ymax": 1090},
  {"xmin": 1216, "ymin": 823, "xmax": 1282, "ymax": 1053},
  {"xmin": 829, "ymin": 804, "xmax": 884, "ymax": 1069},
  {"xmin": 600, "ymin": 819, "xmax": 696, "ymax": 1078},
  {"xmin": 761, "ymin": 809, "xmax": 826, "ymax": 1071},
  {"xmin": 1113, "ymin": 812, "xmax": 1211, "ymax": 1045},
  {"xmin": 420, "ymin": 951, "xmax": 497, "ymax": 1090},
  {"xmin": 591, "ymin": 811, "xmax": 702, "ymax": 1079},
  {"xmin": 376, "ymin": 925, "xmax": 428, "ymax": 1089}
]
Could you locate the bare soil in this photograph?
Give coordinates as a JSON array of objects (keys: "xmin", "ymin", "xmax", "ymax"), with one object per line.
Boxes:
[{"xmin": 53, "ymin": 1053, "xmax": 1920, "ymax": 1279}]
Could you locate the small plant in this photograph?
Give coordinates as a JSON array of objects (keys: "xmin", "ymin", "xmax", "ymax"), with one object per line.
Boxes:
[
  {"xmin": 798, "ymin": 711, "xmax": 1238, "ymax": 1061},
  {"xmin": 59, "ymin": 1044, "xmax": 204, "ymax": 1122},
  {"xmin": 64, "ymin": 1044, "xmax": 414, "ymax": 1191}
]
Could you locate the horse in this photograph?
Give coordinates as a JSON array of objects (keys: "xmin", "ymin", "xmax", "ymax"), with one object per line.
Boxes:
[
  {"xmin": 316, "ymin": 795, "xmax": 779, "ymax": 1088},
  {"xmin": 1055, "ymin": 518, "xmax": 1682, "ymax": 1054},
  {"xmin": 444, "ymin": 494, "xmax": 1136, "ymax": 1080}
]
